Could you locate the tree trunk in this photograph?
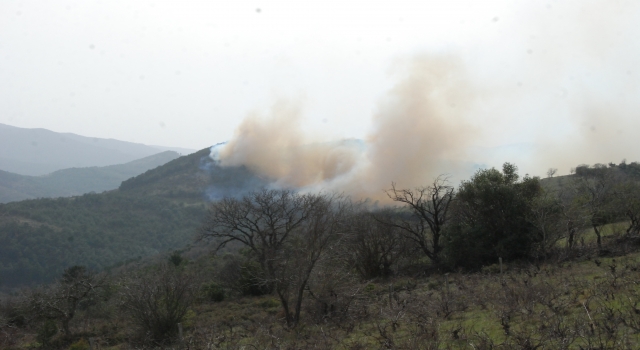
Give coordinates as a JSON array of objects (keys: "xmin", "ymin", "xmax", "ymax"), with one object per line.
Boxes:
[
  {"xmin": 293, "ymin": 282, "xmax": 308, "ymax": 327},
  {"xmin": 567, "ymin": 227, "xmax": 575, "ymax": 250},
  {"xmin": 593, "ymin": 225, "xmax": 602, "ymax": 250},
  {"xmin": 62, "ymin": 318, "xmax": 71, "ymax": 337},
  {"xmin": 277, "ymin": 291, "xmax": 293, "ymax": 327},
  {"xmin": 627, "ymin": 211, "xmax": 639, "ymax": 235}
]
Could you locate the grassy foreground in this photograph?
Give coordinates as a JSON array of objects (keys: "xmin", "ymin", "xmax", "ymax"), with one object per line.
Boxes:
[
  {"xmin": 176, "ymin": 251, "xmax": 640, "ymax": 349},
  {"xmin": 7, "ymin": 248, "xmax": 637, "ymax": 349}
]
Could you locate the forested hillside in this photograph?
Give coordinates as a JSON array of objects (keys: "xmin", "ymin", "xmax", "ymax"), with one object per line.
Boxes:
[
  {"xmin": 0, "ymin": 148, "xmax": 266, "ymax": 287},
  {"xmin": 0, "ymin": 151, "xmax": 180, "ymax": 203}
]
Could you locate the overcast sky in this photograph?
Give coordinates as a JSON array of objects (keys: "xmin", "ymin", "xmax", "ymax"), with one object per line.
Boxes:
[{"xmin": 2, "ymin": 0, "xmax": 640, "ymax": 176}]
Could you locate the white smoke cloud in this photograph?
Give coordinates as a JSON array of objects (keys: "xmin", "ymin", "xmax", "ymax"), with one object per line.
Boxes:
[
  {"xmin": 211, "ymin": 0, "xmax": 640, "ymax": 198},
  {"xmin": 211, "ymin": 54, "xmax": 478, "ymax": 199}
]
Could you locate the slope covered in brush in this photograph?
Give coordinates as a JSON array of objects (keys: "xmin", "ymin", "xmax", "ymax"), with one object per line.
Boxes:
[
  {"xmin": 119, "ymin": 147, "xmax": 266, "ymax": 200},
  {"xmin": 0, "ymin": 147, "xmax": 266, "ymax": 287}
]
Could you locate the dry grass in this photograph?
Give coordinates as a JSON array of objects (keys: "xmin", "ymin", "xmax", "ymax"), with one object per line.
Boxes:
[{"xmin": 3, "ymin": 233, "xmax": 640, "ymax": 349}]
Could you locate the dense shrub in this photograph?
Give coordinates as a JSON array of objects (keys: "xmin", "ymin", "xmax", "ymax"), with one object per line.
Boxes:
[
  {"xmin": 36, "ymin": 319, "xmax": 58, "ymax": 346},
  {"xmin": 445, "ymin": 163, "xmax": 542, "ymax": 268},
  {"xmin": 202, "ymin": 282, "xmax": 225, "ymax": 302},
  {"xmin": 119, "ymin": 264, "xmax": 197, "ymax": 343}
]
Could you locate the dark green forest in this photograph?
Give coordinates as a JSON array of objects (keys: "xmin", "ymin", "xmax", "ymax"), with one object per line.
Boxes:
[
  {"xmin": 0, "ymin": 193, "xmax": 205, "ymax": 286},
  {"xmin": 0, "ymin": 148, "xmax": 265, "ymax": 287}
]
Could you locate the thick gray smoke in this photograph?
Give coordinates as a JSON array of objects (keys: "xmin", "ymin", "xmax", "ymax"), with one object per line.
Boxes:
[{"xmin": 211, "ymin": 0, "xmax": 640, "ymax": 198}]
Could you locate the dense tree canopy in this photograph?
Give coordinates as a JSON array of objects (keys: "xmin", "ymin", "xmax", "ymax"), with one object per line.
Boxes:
[{"xmin": 445, "ymin": 163, "xmax": 542, "ymax": 268}]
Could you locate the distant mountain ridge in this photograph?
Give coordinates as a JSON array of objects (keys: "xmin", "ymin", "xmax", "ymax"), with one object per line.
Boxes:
[
  {"xmin": 0, "ymin": 151, "xmax": 181, "ymax": 203},
  {"xmin": 0, "ymin": 123, "xmax": 196, "ymax": 175}
]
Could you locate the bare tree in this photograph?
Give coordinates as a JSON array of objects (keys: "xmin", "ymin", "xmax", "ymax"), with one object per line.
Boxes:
[
  {"xmin": 381, "ymin": 176, "xmax": 454, "ymax": 268},
  {"xmin": 25, "ymin": 266, "xmax": 104, "ymax": 337},
  {"xmin": 198, "ymin": 189, "xmax": 320, "ymax": 273},
  {"xmin": 198, "ymin": 189, "xmax": 346, "ymax": 327},
  {"xmin": 571, "ymin": 165, "xmax": 619, "ymax": 250},
  {"xmin": 119, "ymin": 263, "xmax": 197, "ymax": 343},
  {"xmin": 557, "ymin": 186, "xmax": 588, "ymax": 251},
  {"xmin": 270, "ymin": 194, "xmax": 347, "ymax": 326},
  {"xmin": 528, "ymin": 191, "xmax": 565, "ymax": 259},
  {"xmin": 612, "ymin": 180, "xmax": 640, "ymax": 236},
  {"xmin": 345, "ymin": 208, "xmax": 408, "ymax": 278}
]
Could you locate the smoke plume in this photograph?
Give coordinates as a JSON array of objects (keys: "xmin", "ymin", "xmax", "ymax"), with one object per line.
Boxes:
[
  {"xmin": 212, "ymin": 54, "xmax": 478, "ymax": 199},
  {"xmin": 212, "ymin": 0, "xmax": 640, "ymax": 198}
]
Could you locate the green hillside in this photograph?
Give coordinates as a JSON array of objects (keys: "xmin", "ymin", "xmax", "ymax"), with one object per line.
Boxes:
[
  {"xmin": 538, "ymin": 173, "xmax": 574, "ymax": 192},
  {"xmin": 119, "ymin": 147, "xmax": 266, "ymax": 200},
  {"xmin": 0, "ymin": 147, "xmax": 266, "ymax": 287},
  {"xmin": 0, "ymin": 151, "xmax": 181, "ymax": 203},
  {"xmin": 539, "ymin": 161, "xmax": 640, "ymax": 192}
]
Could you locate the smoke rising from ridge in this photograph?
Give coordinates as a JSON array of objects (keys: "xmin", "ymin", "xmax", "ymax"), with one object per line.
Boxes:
[
  {"xmin": 212, "ymin": 0, "xmax": 640, "ymax": 198},
  {"xmin": 212, "ymin": 100, "xmax": 362, "ymax": 189},
  {"xmin": 212, "ymin": 55, "xmax": 478, "ymax": 199}
]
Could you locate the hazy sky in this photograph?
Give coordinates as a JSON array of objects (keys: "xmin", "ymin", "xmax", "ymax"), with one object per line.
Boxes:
[{"xmin": 2, "ymin": 0, "xmax": 640, "ymax": 177}]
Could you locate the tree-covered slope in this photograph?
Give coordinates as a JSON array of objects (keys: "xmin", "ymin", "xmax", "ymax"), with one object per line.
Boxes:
[
  {"xmin": 0, "ymin": 151, "xmax": 181, "ymax": 203},
  {"xmin": 119, "ymin": 147, "xmax": 267, "ymax": 200},
  {"xmin": 0, "ymin": 193, "xmax": 205, "ymax": 286},
  {"xmin": 0, "ymin": 147, "xmax": 266, "ymax": 287}
]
